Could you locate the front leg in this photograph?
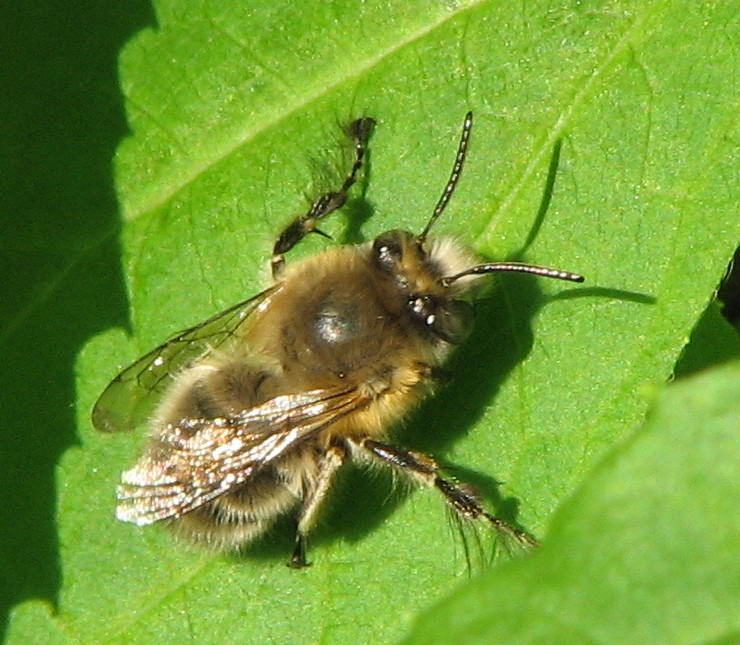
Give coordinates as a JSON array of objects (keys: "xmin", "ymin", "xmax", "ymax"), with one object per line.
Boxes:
[{"xmin": 271, "ymin": 117, "xmax": 375, "ymax": 278}]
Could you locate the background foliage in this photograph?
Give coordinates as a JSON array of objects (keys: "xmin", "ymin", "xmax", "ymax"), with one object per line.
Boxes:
[{"xmin": 2, "ymin": 0, "xmax": 738, "ymax": 643}]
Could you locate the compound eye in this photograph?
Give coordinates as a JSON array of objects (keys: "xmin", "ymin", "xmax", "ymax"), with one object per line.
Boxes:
[
  {"xmin": 408, "ymin": 295, "xmax": 474, "ymax": 345},
  {"xmin": 431, "ymin": 299, "xmax": 474, "ymax": 344},
  {"xmin": 373, "ymin": 231, "xmax": 404, "ymax": 273}
]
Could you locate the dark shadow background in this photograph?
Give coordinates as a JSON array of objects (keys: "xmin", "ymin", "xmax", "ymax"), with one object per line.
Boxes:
[{"xmin": 0, "ymin": 2, "xmax": 154, "ymax": 639}]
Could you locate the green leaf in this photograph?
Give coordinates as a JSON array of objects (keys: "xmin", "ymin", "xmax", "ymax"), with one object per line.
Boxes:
[
  {"xmin": 404, "ymin": 360, "xmax": 740, "ymax": 644},
  {"xmin": 4, "ymin": 0, "xmax": 738, "ymax": 643}
]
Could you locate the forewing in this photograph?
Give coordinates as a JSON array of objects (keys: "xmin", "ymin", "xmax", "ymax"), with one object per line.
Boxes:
[
  {"xmin": 92, "ymin": 287, "xmax": 278, "ymax": 433},
  {"xmin": 116, "ymin": 387, "xmax": 369, "ymax": 525}
]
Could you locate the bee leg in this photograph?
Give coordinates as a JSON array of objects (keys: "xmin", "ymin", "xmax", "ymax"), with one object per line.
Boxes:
[
  {"xmin": 289, "ymin": 533, "xmax": 308, "ymax": 569},
  {"xmin": 353, "ymin": 438, "xmax": 538, "ymax": 550},
  {"xmin": 271, "ymin": 117, "xmax": 375, "ymax": 278},
  {"xmin": 287, "ymin": 442, "xmax": 347, "ymax": 568}
]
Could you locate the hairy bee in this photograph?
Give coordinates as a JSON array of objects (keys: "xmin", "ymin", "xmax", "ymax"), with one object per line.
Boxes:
[{"xmin": 93, "ymin": 112, "xmax": 583, "ymax": 567}]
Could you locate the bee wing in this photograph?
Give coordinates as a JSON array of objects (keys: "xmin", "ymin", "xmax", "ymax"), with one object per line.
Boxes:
[
  {"xmin": 116, "ymin": 387, "xmax": 369, "ymax": 525},
  {"xmin": 92, "ymin": 286, "xmax": 278, "ymax": 434}
]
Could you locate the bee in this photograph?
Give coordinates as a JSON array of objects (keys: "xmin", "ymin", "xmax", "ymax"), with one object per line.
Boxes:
[{"xmin": 93, "ymin": 112, "xmax": 584, "ymax": 567}]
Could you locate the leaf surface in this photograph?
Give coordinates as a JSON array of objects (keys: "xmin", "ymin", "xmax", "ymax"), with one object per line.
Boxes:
[{"xmin": 4, "ymin": 0, "xmax": 738, "ymax": 643}]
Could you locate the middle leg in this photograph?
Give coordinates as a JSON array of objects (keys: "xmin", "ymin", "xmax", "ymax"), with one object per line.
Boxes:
[{"xmin": 288, "ymin": 441, "xmax": 348, "ymax": 568}]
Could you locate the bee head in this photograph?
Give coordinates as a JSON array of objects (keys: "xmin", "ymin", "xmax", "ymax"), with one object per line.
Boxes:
[
  {"xmin": 371, "ymin": 229, "xmax": 477, "ymax": 345},
  {"xmin": 365, "ymin": 111, "xmax": 583, "ymax": 345}
]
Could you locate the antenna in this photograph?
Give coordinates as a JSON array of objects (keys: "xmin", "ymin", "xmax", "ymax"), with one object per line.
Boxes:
[
  {"xmin": 441, "ymin": 262, "xmax": 584, "ymax": 287},
  {"xmin": 419, "ymin": 111, "xmax": 473, "ymax": 242}
]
